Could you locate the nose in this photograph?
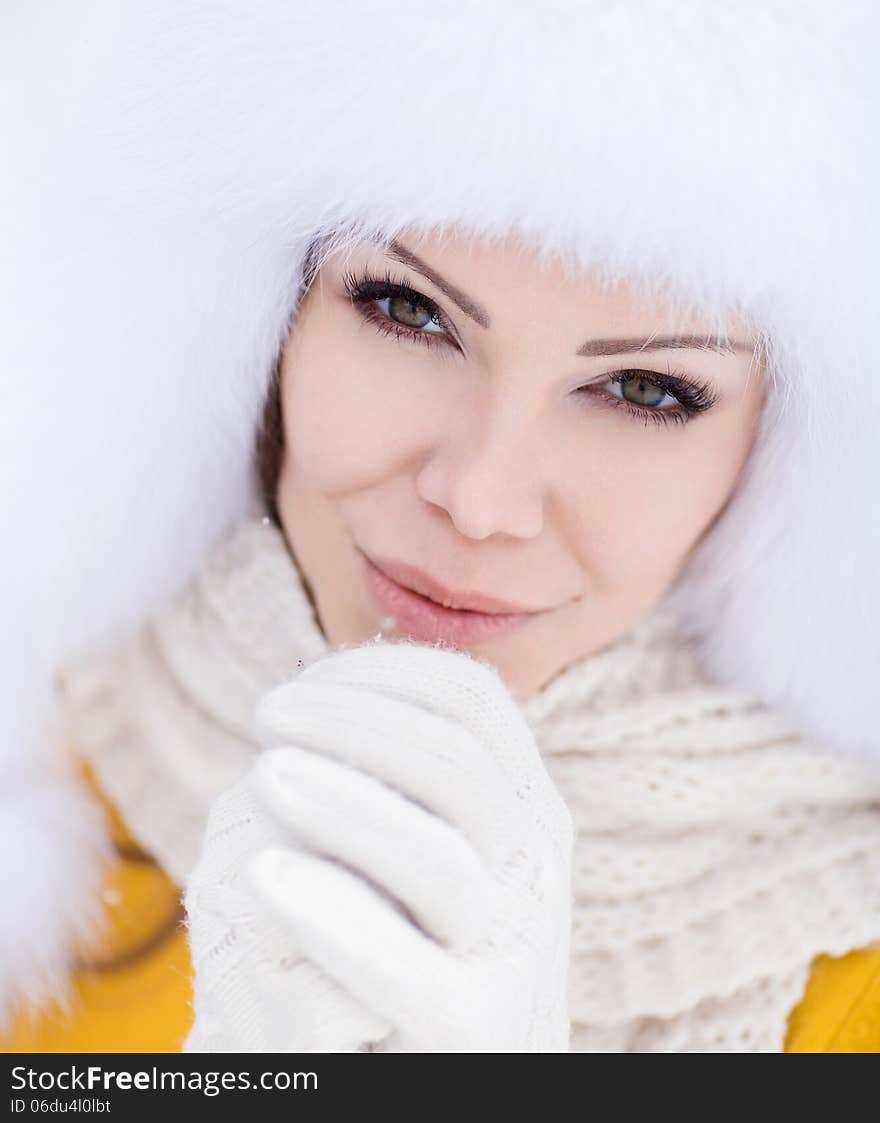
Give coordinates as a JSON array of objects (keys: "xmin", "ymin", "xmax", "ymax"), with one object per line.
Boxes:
[{"xmin": 414, "ymin": 396, "xmax": 546, "ymax": 541}]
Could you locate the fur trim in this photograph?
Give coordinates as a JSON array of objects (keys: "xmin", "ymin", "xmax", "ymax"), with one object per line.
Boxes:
[
  {"xmin": 0, "ymin": 727, "xmax": 112, "ymax": 1031},
  {"xmin": 1, "ymin": 0, "xmax": 877, "ymax": 1014}
]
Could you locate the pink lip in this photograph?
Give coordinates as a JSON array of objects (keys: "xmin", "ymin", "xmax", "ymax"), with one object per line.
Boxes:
[
  {"xmin": 358, "ymin": 551, "xmax": 543, "ymax": 647},
  {"xmin": 366, "ymin": 553, "xmax": 540, "ymax": 614}
]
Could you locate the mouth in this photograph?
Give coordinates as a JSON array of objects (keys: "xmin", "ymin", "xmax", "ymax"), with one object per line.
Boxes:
[{"xmin": 358, "ymin": 550, "xmax": 545, "ymax": 647}]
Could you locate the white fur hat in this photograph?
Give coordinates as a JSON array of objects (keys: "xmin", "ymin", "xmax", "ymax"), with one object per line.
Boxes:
[{"xmin": 3, "ymin": 1, "xmax": 878, "ymax": 779}]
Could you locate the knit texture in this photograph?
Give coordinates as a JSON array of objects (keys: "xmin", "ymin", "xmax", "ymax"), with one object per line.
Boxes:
[
  {"xmin": 58, "ymin": 503, "xmax": 880, "ymax": 1052},
  {"xmin": 184, "ymin": 641, "xmax": 576, "ymax": 1052}
]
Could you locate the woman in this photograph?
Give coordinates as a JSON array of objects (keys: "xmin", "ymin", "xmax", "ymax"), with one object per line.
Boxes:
[{"xmin": 2, "ymin": 1, "xmax": 879, "ymax": 1051}]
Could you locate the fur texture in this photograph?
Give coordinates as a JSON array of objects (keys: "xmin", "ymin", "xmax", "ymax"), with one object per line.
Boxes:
[
  {"xmin": 0, "ymin": 709, "xmax": 111, "ymax": 1031},
  {"xmin": 2, "ymin": 0, "xmax": 878, "ymax": 1022}
]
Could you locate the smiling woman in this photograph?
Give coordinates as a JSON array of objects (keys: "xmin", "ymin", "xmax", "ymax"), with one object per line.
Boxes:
[
  {"xmin": 3, "ymin": 0, "xmax": 879, "ymax": 1057},
  {"xmin": 261, "ymin": 229, "xmax": 767, "ymax": 699}
]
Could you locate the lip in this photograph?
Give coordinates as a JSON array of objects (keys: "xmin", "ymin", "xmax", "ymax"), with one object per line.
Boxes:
[
  {"xmin": 358, "ymin": 550, "xmax": 544, "ymax": 647},
  {"xmin": 363, "ymin": 552, "xmax": 540, "ymax": 615}
]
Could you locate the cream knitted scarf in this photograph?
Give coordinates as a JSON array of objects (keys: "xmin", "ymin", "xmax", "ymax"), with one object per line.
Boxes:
[{"xmin": 59, "ymin": 504, "xmax": 880, "ymax": 1052}]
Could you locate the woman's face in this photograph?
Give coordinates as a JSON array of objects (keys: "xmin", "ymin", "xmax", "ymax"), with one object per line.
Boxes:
[{"xmin": 275, "ymin": 228, "xmax": 766, "ymax": 701}]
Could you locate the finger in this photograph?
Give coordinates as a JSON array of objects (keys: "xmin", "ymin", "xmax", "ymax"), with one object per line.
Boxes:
[
  {"xmin": 250, "ymin": 957, "xmax": 393, "ymax": 1053},
  {"xmin": 251, "ymin": 745, "xmax": 495, "ymax": 947},
  {"xmin": 243, "ymin": 845, "xmax": 468, "ymax": 1040},
  {"xmin": 253, "ymin": 681, "xmax": 520, "ymax": 865},
  {"xmin": 295, "ymin": 640, "xmax": 547, "ymax": 787},
  {"xmin": 187, "ymin": 880, "xmax": 391, "ymax": 1052}
]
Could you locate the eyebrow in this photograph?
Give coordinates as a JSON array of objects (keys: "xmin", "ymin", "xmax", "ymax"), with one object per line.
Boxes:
[
  {"xmin": 576, "ymin": 335, "xmax": 754, "ymax": 358},
  {"xmin": 385, "ymin": 239, "xmax": 753, "ymax": 357},
  {"xmin": 387, "ymin": 239, "xmax": 491, "ymax": 328}
]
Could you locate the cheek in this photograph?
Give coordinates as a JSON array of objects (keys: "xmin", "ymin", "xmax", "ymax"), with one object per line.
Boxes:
[
  {"xmin": 281, "ymin": 349, "xmax": 416, "ymax": 495},
  {"xmin": 563, "ymin": 422, "xmax": 751, "ymax": 584}
]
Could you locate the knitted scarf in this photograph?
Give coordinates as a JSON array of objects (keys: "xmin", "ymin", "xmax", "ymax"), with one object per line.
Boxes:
[{"xmin": 59, "ymin": 503, "xmax": 880, "ymax": 1052}]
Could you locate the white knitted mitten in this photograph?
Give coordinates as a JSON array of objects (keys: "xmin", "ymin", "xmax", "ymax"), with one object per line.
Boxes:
[
  {"xmin": 183, "ymin": 640, "xmax": 574, "ymax": 1052},
  {"xmin": 182, "ymin": 768, "xmax": 390, "ymax": 1052}
]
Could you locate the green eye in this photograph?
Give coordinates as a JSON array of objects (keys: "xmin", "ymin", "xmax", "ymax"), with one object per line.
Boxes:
[
  {"xmin": 614, "ymin": 374, "xmax": 669, "ymax": 409},
  {"xmin": 387, "ymin": 295, "xmax": 438, "ymax": 331},
  {"xmin": 576, "ymin": 368, "xmax": 719, "ymax": 429},
  {"xmin": 343, "ymin": 271, "xmax": 456, "ymax": 352}
]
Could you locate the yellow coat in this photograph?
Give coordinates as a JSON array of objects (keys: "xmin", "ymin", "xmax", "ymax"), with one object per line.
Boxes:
[{"xmin": 3, "ymin": 760, "xmax": 879, "ymax": 1054}]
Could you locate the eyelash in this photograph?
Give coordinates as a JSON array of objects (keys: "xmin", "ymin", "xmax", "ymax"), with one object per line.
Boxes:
[{"xmin": 341, "ymin": 269, "xmax": 719, "ymax": 428}]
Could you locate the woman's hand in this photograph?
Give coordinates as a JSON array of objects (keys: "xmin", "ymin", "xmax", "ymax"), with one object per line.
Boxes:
[{"xmin": 183, "ymin": 640, "xmax": 574, "ymax": 1053}]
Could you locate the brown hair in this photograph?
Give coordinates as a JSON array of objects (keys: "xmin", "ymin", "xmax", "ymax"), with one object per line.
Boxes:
[
  {"xmin": 254, "ymin": 353, "xmax": 285, "ymax": 526},
  {"xmin": 253, "ymin": 236, "xmax": 326, "ymax": 526}
]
